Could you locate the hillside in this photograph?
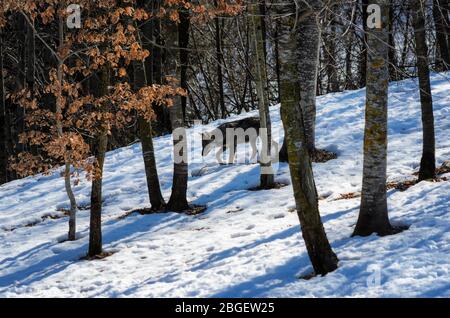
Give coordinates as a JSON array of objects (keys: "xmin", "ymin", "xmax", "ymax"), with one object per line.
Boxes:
[{"xmin": 0, "ymin": 73, "xmax": 449, "ymax": 297}]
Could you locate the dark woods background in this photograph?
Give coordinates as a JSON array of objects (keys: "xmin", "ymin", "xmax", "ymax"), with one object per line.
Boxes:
[{"xmin": 0, "ymin": 0, "xmax": 449, "ymax": 185}]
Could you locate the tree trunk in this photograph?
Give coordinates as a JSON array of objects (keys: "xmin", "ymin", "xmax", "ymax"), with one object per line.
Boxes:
[
  {"xmin": 88, "ymin": 132, "xmax": 107, "ymax": 257},
  {"xmin": 345, "ymin": 4, "xmax": 356, "ymax": 90},
  {"xmin": 278, "ymin": 0, "xmax": 338, "ymax": 275},
  {"xmin": 280, "ymin": 3, "xmax": 321, "ymax": 163},
  {"xmin": 359, "ymin": 0, "xmax": 369, "ymax": 88},
  {"xmin": 353, "ymin": 0, "xmax": 394, "ymax": 237},
  {"xmin": 179, "ymin": 8, "xmax": 191, "ymax": 121},
  {"xmin": 134, "ymin": 64, "xmax": 165, "ymax": 211},
  {"xmin": 433, "ymin": 0, "xmax": 450, "ymax": 70},
  {"xmin": 166, "ymin": 16, "xmax": 190, "ymax": 212},
  {"xmin": 214, "ymin": 0, "xmax": 227, "ymax": 119},
  {"xmin": 279, "ymin": 137, "xmax": 288, "ymax": 163},
  {"xmin": 65, "ymin": 162, "xmax": 77, "ymax": 241},
  {"xmin": 249, "ymin": 0, "xmax": 275, "ymax": 188},
  {"xmin": 57, "ymin": 4, "xmax": 78, "ymax": 241},
  {"xmin": 0, "ymin": 30, "xmax": 7, "ymax": 185},
  {"xmin": 446, "ymin": 0, "xmax": 450, "ymax": 58},
  {"xmin": 297, "ymin": 7, "xmax": 321, "ymax": 155},
  {"xmin": 143, "ymin": 0, "xmax": 171, "ymax": 134},
  {"xmin": 88, "ymin": 65, "xmax": 110, "ymax": 257},
  {"xmin": 25, "ymin": 16, "xmax": 35, "ymax": 92},
  {"xmin": 270, "ymin": 15, "xmax": 288, "ymax": 159},
  {"xmin": 413, "ymin": 0, "xmax": 436, "ymax": 180},
  {"xmin": 138, "ymin": 116, "xmax": 166, "ymax": 210},
  {"xmin": 388, "ymin": 3, "xmax": 398, "ymax": 80},
  {"xmin": 134, "ymin": 4, "xmax": 166, "ymax": 211},
  {"xmin": 274, "ymin": 18, "xmax": 282, "ymax": 103},
  {"xmin": 326, "ymin": 16, "xmax": 339, "ymax": 93},
  {"xmin": 5, "ymin": 98, "xmax": 15, "ymax": 182},
  {"xmin": 400, "ymin": 9, "xmax": 411, "ymax": 73}
]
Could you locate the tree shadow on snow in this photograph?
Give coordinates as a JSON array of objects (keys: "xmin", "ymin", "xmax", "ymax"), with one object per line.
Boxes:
[
  {"xmin": 120, "ymin": 226, "xmax": 304, "ymax": 297},
  {"xmin": 0, "ymin": 212, "xmax": 183, "ymax": 290},
  {"xmin": 209, "ymin": 253, "xmax": 310, "ymax": 297}
]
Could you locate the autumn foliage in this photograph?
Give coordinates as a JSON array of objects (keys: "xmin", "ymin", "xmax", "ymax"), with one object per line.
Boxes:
[{"xmin": 2, "ymin": 0, "xmax": 191, "ymax": 179}]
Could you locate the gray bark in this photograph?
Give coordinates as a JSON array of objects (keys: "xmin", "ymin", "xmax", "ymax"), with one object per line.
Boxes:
[
  {"xmin": 413, "ymin": 0, "xmax": 436, "ymax": 180},
  {"xmin": 297, "ymin": 7, "xmax": 321, "ymax": 154},
  {"xmin": 325, "ymin": 16, "xmax": 339, "ymax": 93},
  {"xmin": 165, "ymin": 19, "xmax": 190, "ymax": 212},
  {"xmin": 345, "ymin": 3, "xmax": 357, "ymax": 89},
  {"xmin": 138, "ymin": 115, "xmax": 166, "ymax": 210},
  {"xmin": 353, "ymin": 0, "xmax": 394, "ymax": 236},
  {"xmin": 388, "ymin": 3, "xmax": 397, "ymax": 80},
  {"xmin": 57, "ymin": 5, "xmax": 78, "ymax": 241},
  {"xmin": 433, "ymin": 0, "xmax": 450, "ymax": 70},
  {"xmin": 134, "ymin": 58, "xmax": 166, "ymax": 210},
  {"xmin": 278, "ymin": 0, "xmax": 338, "ymax": 275},
  {"xmin": 88, "ymin": 65, "xmax": 109, "ymax": 257},
  {"xmin": 249, "ymin": 0, "xmax": 275, "ymax": 188},
  {"xmin": 359, "ymin": 0, "xmax": 369, "ymax": 88},
  {"xmin": 279, "ymin": 1, "xmax": 322, "ymax": 163},
  {"xmin": 214, "ymin": 0, "xmax": 227, "ymax": 119},
  {"xmin": 134, "ymin": 8, "xmax": 166, "ymax": 211},
  {"xmin": 0, "ymin": 30, "xmax": 7, "ymax": 185}
]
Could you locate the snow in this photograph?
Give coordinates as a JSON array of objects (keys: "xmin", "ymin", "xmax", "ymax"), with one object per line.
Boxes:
[{"xmin": 0, "ymin": 72, "xmax": 449, "ymax": 298}]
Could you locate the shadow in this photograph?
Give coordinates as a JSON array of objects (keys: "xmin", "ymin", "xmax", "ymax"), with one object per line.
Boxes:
[
  {"xmin": 192, "ymin": 165, "xmax": 261, "ymax": 209},
  {"xmin": 418, "ymin": 282, "xmax": 450, "ymax": 297},
  {"xmin": 210, "ymin": 253, "xmax": 309, "ymax": 297},
  {"xmin": 0, "ymin": 211, "xmax": 184, "ymax": 290},
  {"xmin": 99, "ymin": 211, "xmax": 185, "ymax": 247},
  {"xmin": 190, "ymin": 226, "xmax": 299, "ymax": 272},
  {"xmin": 0, "ymin": 172, "xmax": 61, "ymax": 198},
  {"xmin": 120, "ymin": 271, "xmax": 184, "ymax": 297},
  {"xmin": 321, "ymin": 206, "xmax": 357, "ymax": 224},
  {"xmin": 119, "ymin": 226, "xmax": 303, "ymax": 297},
  {"xmin": 0, "ymin": 242, "xmax": 87, "ymax": 289},
  {"xmin": 194, "ymin": 162, "xmax": 288, "ymax": 204},
  {"xmin": 0, "ymin": 242, "xmax": 53, "ymax": 267}
]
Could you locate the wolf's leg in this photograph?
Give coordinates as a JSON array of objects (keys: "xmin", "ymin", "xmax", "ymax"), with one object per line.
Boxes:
[
  {"xmin": 227, "ymin": 143, "xmax": 237, "ymax": 164},
  {"xmin": 216, "ymin": 146, "xmax": 224, "ymax": 165},
  {"xmin": 250, "ymin": 137, "xmax": 258, "ymax": 161}
]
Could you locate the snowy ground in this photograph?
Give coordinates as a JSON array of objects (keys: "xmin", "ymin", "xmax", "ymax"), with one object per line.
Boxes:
[{"xmin": 0, "ymin": 73, "xmax": 449, "ymax": 298}]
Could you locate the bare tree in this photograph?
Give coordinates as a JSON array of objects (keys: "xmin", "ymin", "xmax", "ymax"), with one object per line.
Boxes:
[
  {"xmin": 359, "ymin": 0, "xmax": 369, "ymax": 88},
  {"xmin": 432, "ymin": 0, "xmax": 450, "ymax": 70},
  {"xmin": 214, "ymin": 0, "xmax": 227, "ymax": 119},
  {"xmin": 413, "ymin": 0, "xmax": 436, "ymax": 180},
  {"xmin": 0, "ymin": 29, "xmax": 7, "ymax": 185},
  {"xmin": 249, "ymin": 0, "xmax": 275, "ymax": 189},
  {"xmin": 353, "ymin": 0, "xmax": 395, "ymax": 236},
  {"xmin": 88, "ymin": 65, "xmax": 110, "ymax": 257},
  {"xmin": 279, "ymin": 0, "xmax": 338, "ymax": 275},
  {"xmin": 297, "ymin": 2, "xmax": 322, "ymax": 156},
  {"xmin": 136, "ymin": 0, "xmax": 166, "ymax": 211},
  {"xmin": 166, "ymin": 14, "xmax": 190, "ymax": 212}
]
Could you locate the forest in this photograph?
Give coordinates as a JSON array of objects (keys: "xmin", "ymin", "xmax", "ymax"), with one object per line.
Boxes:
[{"xmin": 0, "ymin": 0, "xmax": 449, "ymax": 298}]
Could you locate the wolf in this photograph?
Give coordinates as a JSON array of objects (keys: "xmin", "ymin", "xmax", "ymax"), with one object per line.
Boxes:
[{"xmin": 202, "ymin": 117, "xmax": 260, "ymax": 164}]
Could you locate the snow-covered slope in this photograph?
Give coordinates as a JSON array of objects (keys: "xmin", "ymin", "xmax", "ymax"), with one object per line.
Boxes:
[{"xmin": 0, "ymin": 73, "xmax": 449, "ymax": 297}]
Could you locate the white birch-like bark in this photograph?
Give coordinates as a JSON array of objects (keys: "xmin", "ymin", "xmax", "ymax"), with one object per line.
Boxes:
[
  {"xmin": 278, "ymin": 0, "xmax": 338, "ymax": 275},
  {"xmin": 353, "ymin": 0, "xmax": 394, "ymax": 236},
  {"xmin": 249, "ymin": 0, "xmax": 275, "ymax": 188}
]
